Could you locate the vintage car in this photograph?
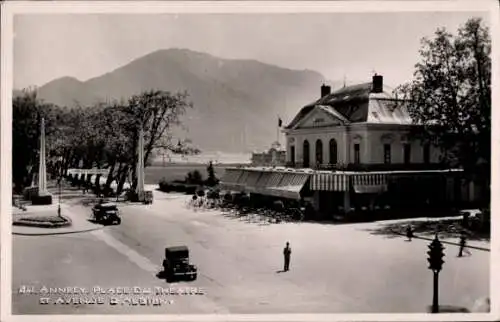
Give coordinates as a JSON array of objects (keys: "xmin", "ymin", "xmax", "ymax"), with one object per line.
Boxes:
[
  {"xmin": 162, "ymin": 246, "xmax": 198, "ymax": 282},
  {"xmin": 92, "ymin": 202, "xmax": 121, "ymax": 225}
]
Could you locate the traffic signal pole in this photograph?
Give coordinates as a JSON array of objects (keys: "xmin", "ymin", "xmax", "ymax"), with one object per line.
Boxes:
[
  {"xmin": 432, "ymin": 271, "xmax": 439, "ymax": 313},
  {"xmin": 427, "ymin": 234, "xmax": 445, "ymax": 313}
]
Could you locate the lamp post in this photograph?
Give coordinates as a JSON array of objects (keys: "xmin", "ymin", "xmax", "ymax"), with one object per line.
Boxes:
[{"xmin": 427, "ymin": 233, "xmax": 445, "ymax": 313}]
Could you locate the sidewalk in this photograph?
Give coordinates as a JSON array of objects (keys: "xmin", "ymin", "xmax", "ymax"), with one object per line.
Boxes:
[
  {"xmin": 13, "ymin": 202, "xmax": 104, "ymax": 236},
  {"xmin": 352, "ymin": 215, "xmax": 491, "ymax": 251}
]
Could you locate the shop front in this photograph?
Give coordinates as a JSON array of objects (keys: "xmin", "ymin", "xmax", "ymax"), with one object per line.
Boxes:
[
  {"xmin": 219, "ymin": 167, "xmax": 471, "ymax": 220},
  {"xmin": 219, "ymin": 167, "xmax": 313, "ymax": 201}
]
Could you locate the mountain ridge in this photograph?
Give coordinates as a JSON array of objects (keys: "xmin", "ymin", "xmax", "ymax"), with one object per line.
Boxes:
[{"xmin": 17, "ymin": 48, "xmax": 343, "ymax": 153}]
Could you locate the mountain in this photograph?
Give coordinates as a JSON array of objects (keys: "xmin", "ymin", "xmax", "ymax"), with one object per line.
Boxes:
[{"xmin": 29, "ymin": 48, "xmax": 341, "ymax": 153}]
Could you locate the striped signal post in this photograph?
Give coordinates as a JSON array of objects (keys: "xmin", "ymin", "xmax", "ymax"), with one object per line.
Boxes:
[{"xmin": 427, "ymin": 234, "xmax": 445, "ymax": 313}]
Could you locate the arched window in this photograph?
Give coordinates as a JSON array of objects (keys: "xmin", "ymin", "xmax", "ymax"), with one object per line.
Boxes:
[
  {"xmin": 329, "ymin": 139, "xmax": 338, "ymax": 164},
  {"xmin": 315, "ymin": 139, "xmax": 323, "ymax": 166},
  {"xmin": 303, "ymin": 140, "xmax": 310, "ymax": 168}
]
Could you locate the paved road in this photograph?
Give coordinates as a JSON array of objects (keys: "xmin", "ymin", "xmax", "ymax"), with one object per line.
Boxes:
[{"xmin": 12, "ymin": 187, "xmax": 489, "ymax": 314}]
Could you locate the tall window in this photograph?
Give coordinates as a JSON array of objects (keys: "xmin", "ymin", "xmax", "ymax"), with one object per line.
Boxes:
[
  {"xmin": 329, "ymin": 139, "xmax": 338, "ymax": 164},
  {"xmin": 315, "ymin": 139, "xmax": 323, "ymax": 166},
  {"xmin": 423, "ymin": 144, "xmax": 430, "ymax": 164},
  {"xmin": 290, "ymin": 146, "xmax": 295, "ymax": 165},
  {"xmin": 354, "ymin": 144, "xmax": 360, "ymax": 164},
  {"xmin": 303, "ymin": 140, "xmax": 310, "ymax": 168},
  {"xmin": 403, "ymin": 144, "xmax": 411, "ymax": 164},
  {"xmin": 384, "ymin": 144, "xmax": 391, "ymax": 164}
]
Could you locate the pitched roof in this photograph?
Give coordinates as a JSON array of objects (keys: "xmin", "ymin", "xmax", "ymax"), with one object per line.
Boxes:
[
  {"xmin": 285, "ymin": 81, "xmax": 412, "ymax": 128},
  {"xmin": 313, "ymin": 82, "xmax": 373, "ymax": 107}
]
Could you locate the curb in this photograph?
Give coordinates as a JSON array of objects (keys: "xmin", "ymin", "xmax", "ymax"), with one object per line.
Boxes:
[
  {"xmin": 392, "ymin": 230, "xmax": 490, "ymax": 252},
  {"xmin": 12, "ymin": 225, "xmax": 104, "ymax": 236},
  {"xmin": 13, "ymin": 215, "xmax": 73, "ymax": 229}
]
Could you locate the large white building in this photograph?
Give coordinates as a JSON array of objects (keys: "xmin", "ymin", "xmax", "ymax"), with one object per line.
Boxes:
[
  {"xmin": 220, "ymin": 75, "xmax": 480, "ymax": 219},
  {"xmin": 283, "ymin": 75, "xmax": 441, "ymax": 169}
]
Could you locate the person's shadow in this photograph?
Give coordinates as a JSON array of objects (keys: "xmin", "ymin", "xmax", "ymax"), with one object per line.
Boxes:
[{"xmin": 276, "ymin": 270, "xmax": 286, "ymax": 273}]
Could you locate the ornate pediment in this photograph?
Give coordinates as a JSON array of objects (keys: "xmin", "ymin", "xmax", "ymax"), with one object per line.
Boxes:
[{"xmin": 294, "ymin": 106, "xmax": 344, "ymax": 129}]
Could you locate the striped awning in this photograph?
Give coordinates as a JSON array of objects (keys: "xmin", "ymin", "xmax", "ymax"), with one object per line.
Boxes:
[
  {"xmin": 220, "ymin": 168, "xmax": 244, "ymax": 184},
  {"xmin": 352, "ymin": 173, "xmax": 388, "ymax": 193},
  {"xmin": 218, "ymin": 168, "xmax": 311, "ymax": 200},
  {"xmin": 255, "ymin": 172, "xmax": 273, "ymax": 188},
  {"xmin": 267, "ymin": 172, "xmax": 284, "ymax": 187},
  {"xmin": 310, "ymin": 173, "xmax": 349, "ymax": 191},
  {"xmin": 219, "ymin": 168, "xmax": 246, "ymax": 192},
  {"xmin": 267, "ymin": 172, "xmax": 310, "ymax": 199},
  {"xmin": 245, "ymin": 171, "xmax": 263, "ymax": 187}
]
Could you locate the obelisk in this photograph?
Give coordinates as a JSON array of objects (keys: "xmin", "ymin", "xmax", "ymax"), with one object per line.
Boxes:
[
  {"xmin": 136, "ymin": 127, "xmax": 145, "ymax": 201},
  {"xmin": 38, "ymin": 117, "xmax": 48, "ymax": 196}
]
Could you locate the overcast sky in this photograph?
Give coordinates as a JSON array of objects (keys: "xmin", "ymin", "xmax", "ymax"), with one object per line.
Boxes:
[{"xmin": 13, "ymin": 11, "xmax": 490, "ymax": 89}]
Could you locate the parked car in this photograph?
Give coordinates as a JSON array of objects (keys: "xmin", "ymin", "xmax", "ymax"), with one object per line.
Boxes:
[
  {"xmin": 162, "ymin": 246, "xmax": 197, "ymax": 282},
  {"xmin": 92, "ymin": 202, "xmax": 121, "ymax": 225}
]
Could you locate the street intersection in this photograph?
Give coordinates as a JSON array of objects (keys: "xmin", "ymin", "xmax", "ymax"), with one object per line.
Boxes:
[{"xmin": 12, "ymin": 185, "xmax": 490, "ymax": 314}]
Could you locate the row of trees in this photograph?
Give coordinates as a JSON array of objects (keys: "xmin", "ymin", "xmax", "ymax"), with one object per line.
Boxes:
[
  {"xmin": 397, "ymin": 18, "xmax": 491, "ymax": 204},
  {"xmin": 13, "ymin": 89, "xmax": 200, "ymax": 194}
]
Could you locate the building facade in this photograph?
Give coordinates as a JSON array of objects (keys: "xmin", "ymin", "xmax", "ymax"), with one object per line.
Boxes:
[
  {"xmin": 283, "ymin": 75, "xmax": 442, "ymax": 169},
  {"xmin": 251, "ymin": 141, "xmax": 286, "ymax": 166},
  {"xmin": 220, "ymin": 75, "xmax": 481, "ymax": 220}
]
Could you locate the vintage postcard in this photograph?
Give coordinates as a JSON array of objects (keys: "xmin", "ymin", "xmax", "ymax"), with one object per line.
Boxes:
[{"xmin": 1, "ymin": 1, "xmax": 498, "ymax": 321}]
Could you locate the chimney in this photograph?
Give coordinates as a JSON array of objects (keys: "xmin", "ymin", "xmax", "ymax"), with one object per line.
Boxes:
[
  {"xmin": 321, "ymin": 84, "xmax": 331, "ymax": 98},
  {"xmin": 372, "ymin": 74, "xmax": 383, "ymax": 93}
]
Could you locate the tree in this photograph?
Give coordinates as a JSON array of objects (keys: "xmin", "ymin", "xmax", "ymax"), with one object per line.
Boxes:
[
  {"xmin": 118, "ymin": 90, "xmax": 194, "ymax": 193},
  {"xmin": 186, "ymin": 170, "xmax": 203, "ymax": 185},
  {"xmin": 12, "ymin": 87, "xmax": 201, "ymax": 196},
  {"xmin": 12, "ymin": 89, "xmax": 64, "ymax": 192},
  {"xmin": 206, "ymin": 161, "xmax": 217, "ymax": 186},
  {"xmin": 396, "ymin": 18, "xmax": 491, "ymax": 202}
]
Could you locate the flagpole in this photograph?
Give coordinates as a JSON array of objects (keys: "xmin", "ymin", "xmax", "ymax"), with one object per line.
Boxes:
[{"xmin": 277, "ymin": 118, "xmax": 279, "ymax": 145}]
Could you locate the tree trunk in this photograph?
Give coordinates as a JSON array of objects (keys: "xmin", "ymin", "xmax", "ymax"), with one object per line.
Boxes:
[
  {"xmin": 105, "ymin": 161, "xmax": 117, "ymax": 190},
  {"xmin": 117, "ymin": 165, "xmax": 129, "ymax": 195}
]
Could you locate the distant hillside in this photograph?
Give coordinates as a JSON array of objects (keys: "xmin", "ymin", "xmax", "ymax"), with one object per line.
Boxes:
[{"xmin": 23, "ymin": 48, "xmax": 342, "ymax": 153}]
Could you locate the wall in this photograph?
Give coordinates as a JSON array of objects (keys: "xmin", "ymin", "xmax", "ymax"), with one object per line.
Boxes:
[
  {"xmin": 286, "ymin": 124, "xmax": 443, "ymax": 167},
  {"xmin": 286, "ymin": 127, "xmax": 348, "ymax": 166},
  {"xmin": 356, "ymin": 125, "xmax": 442, "ymax": 164}
]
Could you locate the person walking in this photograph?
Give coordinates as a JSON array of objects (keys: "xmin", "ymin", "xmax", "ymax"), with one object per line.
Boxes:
[
  {"xmin": 458, "ymin": 231, "xmax": 471, "ymax": 257},
  {"xmin": 406, "ymin": 224, "xmax": 414, "ymax": 242},
  {"xmin": 283, "ymin": 242, "xmax": 292, "ymax": 272}
]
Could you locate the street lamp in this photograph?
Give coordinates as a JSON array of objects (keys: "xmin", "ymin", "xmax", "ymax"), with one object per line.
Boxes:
[{"xmin": 427, "ymin": 233, "xmax": 445, "ymax": 313}]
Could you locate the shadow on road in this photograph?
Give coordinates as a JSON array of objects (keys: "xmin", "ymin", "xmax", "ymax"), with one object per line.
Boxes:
[
  {"xmin": 155, "ymin": 271, "xmax": 166, "ymax": 281},
  {"xmin": 364, "ymin": 218, "xmax": 490, "ymax": 242}
]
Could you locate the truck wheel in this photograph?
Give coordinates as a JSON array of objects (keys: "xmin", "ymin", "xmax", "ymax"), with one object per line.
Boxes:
[{"xmin": 116, "ymin": 218, "xmax": 121, "ymax": 225}]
